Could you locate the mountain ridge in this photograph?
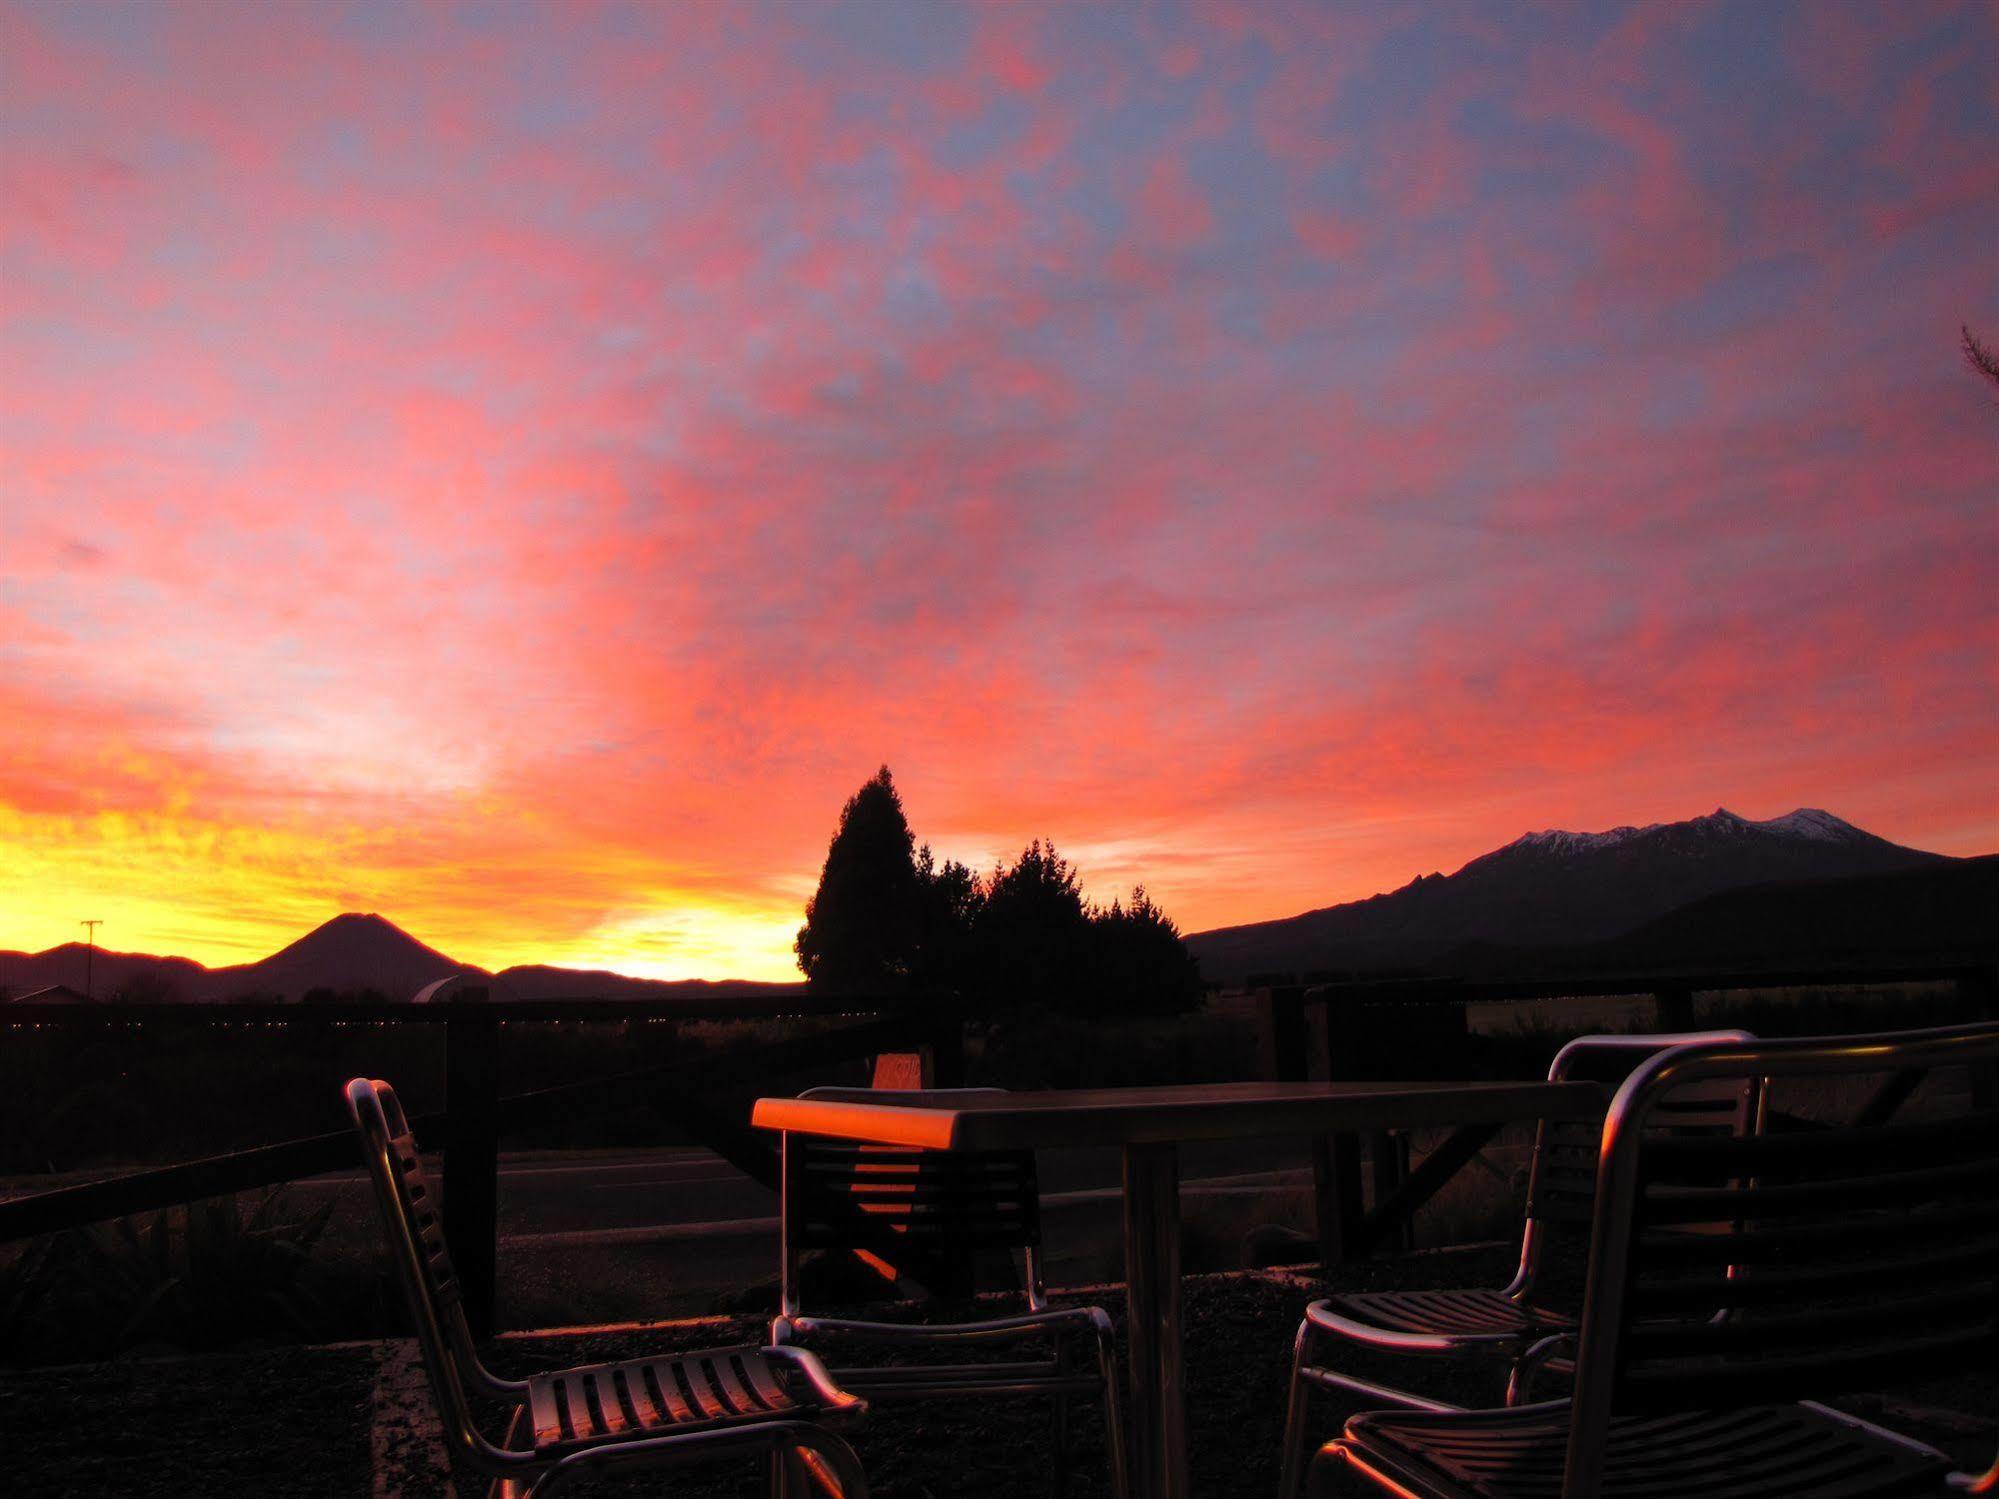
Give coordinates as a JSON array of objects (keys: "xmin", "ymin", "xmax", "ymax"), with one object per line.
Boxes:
[
  {"xmin": 5, "ymin": 806, "xmax": 1978, "ymax": 1000},
  {"xmin": 1455, "ymin": 854, "xmax": 1999, "ymax": 977},
  {"xmin": 1186, "ymin": 806, "xmax": 1960, "ymax": 982},
  {"xmin": 0, "ymin": 912, "xmax": 801, "ymax": 1004}
]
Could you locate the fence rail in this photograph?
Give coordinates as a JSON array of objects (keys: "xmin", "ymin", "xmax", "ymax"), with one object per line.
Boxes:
[
  {"xmin": 5, "ymin": 960, "xmax": 1990, "ymax": 1334},
  {"xmin": 0, "ymin": 988, "xmax": 961, "ymax": 1332},
  {"xmin": 1255, "ymin": 959, "xmax": 1995, "ymax": 1272}
]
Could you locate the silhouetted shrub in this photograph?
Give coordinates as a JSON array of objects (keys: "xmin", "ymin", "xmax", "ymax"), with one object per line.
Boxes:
[
  {"xmin": 795, "ymin": 771, "xmax": 1203, "ymax": 1018},
  {"xmin": 966, "ymin": 839, "xmax": 1094, "ymax": 1010},
  {"xmin": 1089, "ymin": 885, "xmax": 1203, "ymax": 1017}
]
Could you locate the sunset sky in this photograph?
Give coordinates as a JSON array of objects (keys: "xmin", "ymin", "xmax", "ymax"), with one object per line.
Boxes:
[{"xmin": 3, "ymin": 1, "xmax": 1995, "ymax": 980}]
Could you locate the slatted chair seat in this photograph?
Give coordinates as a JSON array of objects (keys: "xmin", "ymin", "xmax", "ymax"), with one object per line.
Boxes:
[
  {"xmin": 1339, "ymin": 1402, "xmax": 1953, "ymax": 1499},
  {"xmin": 524, "ymin": 1346, "xmax": 819, "ymax": 1453},
  {"xmin": 1320, "ymin": 1288, "xmax": 1575, "ymax": 1342}
]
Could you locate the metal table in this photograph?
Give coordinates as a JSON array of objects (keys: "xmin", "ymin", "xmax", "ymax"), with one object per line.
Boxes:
[{"xmin": 751, "ymin": 1078, "xmax": 1600, "ymax": 1497}]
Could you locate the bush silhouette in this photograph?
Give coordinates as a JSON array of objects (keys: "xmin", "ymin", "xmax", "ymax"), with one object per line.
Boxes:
[
  {"xmin": 1091, "ymin": 885, "xmax": 1203, "ymax": 1017},
  {"xmin": 798, "ymin": 770, "xmax": 1201, "ymax": 1016},
  {"xmin": 966, "ymin": 838, "xmax": 1092, "ymax": 1009}
]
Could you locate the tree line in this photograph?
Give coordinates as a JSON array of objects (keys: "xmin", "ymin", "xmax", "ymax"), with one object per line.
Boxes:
[{"xmin": 795, "ymin": 767, "xmax": 1202, "ymax": 1016}]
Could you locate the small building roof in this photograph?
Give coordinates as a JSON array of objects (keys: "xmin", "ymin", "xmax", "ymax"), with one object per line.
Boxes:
[{"xmin": 4, "ymin": 983, "xmax": 99, "ymax": 1003}]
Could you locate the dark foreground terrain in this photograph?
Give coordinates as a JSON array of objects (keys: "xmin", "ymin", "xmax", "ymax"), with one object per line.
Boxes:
[{"xmin": 11, "ymin": 1247, "xmax": 1993, "ymax": 1498}]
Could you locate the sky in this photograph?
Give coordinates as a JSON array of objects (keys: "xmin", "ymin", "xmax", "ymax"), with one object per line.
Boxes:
[{"xmin": 2, "ymin": 1, "xmax": 1995, "ymax": 980}]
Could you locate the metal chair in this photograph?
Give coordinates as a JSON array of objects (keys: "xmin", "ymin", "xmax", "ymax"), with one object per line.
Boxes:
[
  {"xmin": 769, "ymin": 1087, "xmax": 1129, "ymax": 1499},
  {"xmin": 1306, "ymin": 1020, "xmax": 1999, "ymax": 1498},
  {"xmin": 1278, "ymin": 1030, "xmax": 1760, "ymax": 1497},
  {"xmin": 346, "ymin": 1077, "xmax": 870, "ymax": 1498}
]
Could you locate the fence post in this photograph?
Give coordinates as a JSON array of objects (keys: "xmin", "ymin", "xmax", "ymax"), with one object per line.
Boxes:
[
  {"xmin": 1311, "ymin": 991, "xmax": 1375, "ymax": 1271},
  {"xmin": 929, "ymin": 1008, "xmax": 967, "ymax": 1089},
  {"xmin": 443, "ymin": 988, "xmax": 500, "ymax": 1337},
  {"xmin": 1653, "ymin": 987, "xmax": 1695, "ymax": 1030},
  {"xmin": 1311, "ymin": 1132, "xmax": 1364, "ymax": 1273},
  {"xmin": 1258, "ymin": 984, "xmax": 1307, "ymax": 1081},
  {"xmin": 1367, "ymin": 1130, "xmax": 1413, "ymax": 1252}
]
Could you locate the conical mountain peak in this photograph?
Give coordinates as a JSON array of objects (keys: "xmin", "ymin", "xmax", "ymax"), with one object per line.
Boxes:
[{"xmin": 234, "ymin": 912, "xmax": 468, "ymax": 998}]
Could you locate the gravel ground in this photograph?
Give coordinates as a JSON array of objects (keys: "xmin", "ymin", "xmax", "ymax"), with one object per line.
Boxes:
[
  {"xmin": 8, "ymin": 1345, "xmax": 377, "ymax": 1498},
  {"xmin": 9, "ymin": 1250, "xmax": 1993, "ymax": 1497}
]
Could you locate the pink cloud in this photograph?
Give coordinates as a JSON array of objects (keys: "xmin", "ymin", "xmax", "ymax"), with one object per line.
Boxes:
[{"xmin": 0, "ymin": 0, "xmax": 1992, "ymax": 975}]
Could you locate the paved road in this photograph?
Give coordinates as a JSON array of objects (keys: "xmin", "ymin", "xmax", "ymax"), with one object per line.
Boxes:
[{"xmin": 296, "ymin": 1138, "xmax": 1320, "ymax": 1247}]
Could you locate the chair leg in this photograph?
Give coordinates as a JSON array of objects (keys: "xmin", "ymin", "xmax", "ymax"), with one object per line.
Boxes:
[
  {"xmin": 1503, "ymin": 1358, "xmax": 1533, "ymax": 1408},
  {"xmin": 772, "ymin": 1437, "xmax": 815, "ymax": 1498},
  {"xmin": 1276, "ymin": 1318, "xmax": 1316, "ymax": 1499},
  {"xmin": 1507, "ymin": 1333, "xmax": 1568, "ymax": 1408},
  {"xmin": 490, "ymin": 1408, "xmax": 540, "ymax": 1498},
  {"xmin": 524, "ymin": 1466, "xmax": 581, "ymax": 1497},
  {"xmin": 1050, "ymin": 1391, "xmax": 1072, "ymax": 1498},
  {"xmin": 1305, "ymin": 1442, "xmax": 1356, "ymax": 1498},
  {"xmin": 791, "ymin": 1429, "xmax": 871, "ymax": 1499},
  {"xmin": 1092, "ymin": 1318, "xmax": 1132, "ymax": 1499},
  {"xmin": 1046, "ymin": 1325, "xmax": 1072, "ymax": 1499}
]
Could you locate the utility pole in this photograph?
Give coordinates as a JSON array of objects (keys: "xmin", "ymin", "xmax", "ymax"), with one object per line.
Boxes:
[{"xmin": 80, "ymin": 919, "xmax": 102, "ymax": 999}]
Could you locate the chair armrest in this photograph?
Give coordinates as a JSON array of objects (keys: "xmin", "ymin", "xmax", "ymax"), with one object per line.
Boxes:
[
  {"xmin": 1303, "ymin": 1298, "xmax": 1530, "ymax": 1355},
  {"xmin": 1944, "ymin": 1450, "xmax": 1996, "ymax": 1492},
  {"xmin": 784, "ymin": 1304, "xmax": 1112, "ymax": 1346},
  {"xmin": 760, "ymin": 1344, "xmax": 869, "ymax": 1416},
  {"xmin": 549, "ymin": 1419, "xmax": 865, "ymax": 1485}
]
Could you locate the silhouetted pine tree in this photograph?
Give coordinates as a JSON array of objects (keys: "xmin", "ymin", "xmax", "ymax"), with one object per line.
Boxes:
[
  {"xmin": 1092, "ymin": 885, "xmax": 1202, "ymax": 1016},
  {"xmin": 796, "ymin": 781, "xmax": 1202, "ymax": 1016},
  {"xmin": 967, "ymin": 839, "xmax": 1095, "ymax": 1010},
  {"xmin": 913, "ymin": 842, "xmax": 983, "ymax": 994},
  {"xmin": 795, "ymin": 767, "xmax": 923, "ymax": 993}
]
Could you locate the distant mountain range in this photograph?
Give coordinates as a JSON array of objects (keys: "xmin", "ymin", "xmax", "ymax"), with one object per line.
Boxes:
[
  {"xmin": 1186, "ymin": 807, "xmax": 1977, "ymax": 982},
  {"xmin": 7, "ymin": 806, "xmax": 1987, "ymax": 1002},
  {"xmin": 0, "ymin": 911, "xmax": 802, "ymax": 1004}
]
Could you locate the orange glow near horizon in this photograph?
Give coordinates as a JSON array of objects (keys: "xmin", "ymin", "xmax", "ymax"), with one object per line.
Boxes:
[{"xmin": 3, "ymin": 3, "xmax": 1995, "ymax": 980}]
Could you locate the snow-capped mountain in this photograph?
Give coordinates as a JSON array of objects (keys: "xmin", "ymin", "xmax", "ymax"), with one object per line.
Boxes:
[
  {"xmin": 1501, "ymin": 807, "xmax": 1868, "ymax": 857},
  {"xmin": 1187, "ymin": 807, "xmax": 1954, "ymax": 981}
]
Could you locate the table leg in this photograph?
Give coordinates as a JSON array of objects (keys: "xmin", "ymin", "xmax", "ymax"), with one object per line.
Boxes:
[{"xmin": 1122, "ymin": 1141, "xmax": 1187, "ymax": 1498}]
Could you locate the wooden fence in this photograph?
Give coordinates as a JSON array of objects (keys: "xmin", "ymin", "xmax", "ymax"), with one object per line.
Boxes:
[
  {"xmin": 4, "ymin": 959, "xmax": 1989, "ymax": 1335},
  {"xmin": 0, "ymin": 988, "xmax": 961, "ymax": 1333},
  {"xmin": 1253, "ymin": 960, "xmax": 1996, "ymax": 1272}
]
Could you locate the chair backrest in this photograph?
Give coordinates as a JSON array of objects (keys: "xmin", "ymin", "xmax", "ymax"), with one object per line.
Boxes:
[
  {"xmin": 345, "ymin": 1077, "xmax": 486, "ymax": 1467},
  {"xmin": 780, "ymin": 1087, "xmax": 1044, "ymax": 1316},
  {"xmin": 1517, "ymin": 1032, "xmax": 1758, "ymax": 1297},
  {"xmin": 1563, "ymin": 1021, "xmax": 1999, "ymax": 1494}
]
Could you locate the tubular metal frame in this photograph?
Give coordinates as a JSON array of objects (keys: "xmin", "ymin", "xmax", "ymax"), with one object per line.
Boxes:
[
  {"xmin": 770, "ymin": 1087, "xmax": 1129, "ymax": 1499},
  {"xmin": 1277, "ymin": 1030, "xmax": 1759, "ymax": 1499},
  {"xmin": 1303, "ymin": 1019, "xmax": 1999, "ymax": 1499},
  {"xmin": 346, "ymin": 1077, "xmax": 870, "ymax": 1498}
]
